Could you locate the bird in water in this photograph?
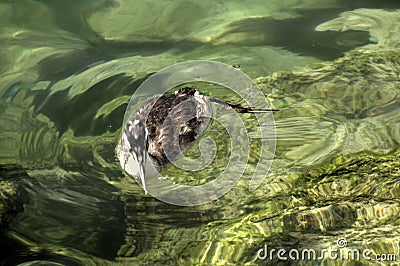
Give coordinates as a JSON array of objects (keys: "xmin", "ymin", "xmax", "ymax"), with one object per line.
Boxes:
[{"xmin": 117, "ymin": 87, "xmax": 277, "ymax": 194}]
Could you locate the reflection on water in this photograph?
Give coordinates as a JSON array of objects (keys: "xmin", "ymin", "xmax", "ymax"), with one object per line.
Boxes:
[{"xmin": 1, "ymin": 1, "xmax": 400, "ymax": 265}]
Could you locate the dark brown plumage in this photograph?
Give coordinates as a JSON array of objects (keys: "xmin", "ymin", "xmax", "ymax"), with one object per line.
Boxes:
[{"xmin": 117, "ymin": 86, "xmax": 277, "ymax": 193}]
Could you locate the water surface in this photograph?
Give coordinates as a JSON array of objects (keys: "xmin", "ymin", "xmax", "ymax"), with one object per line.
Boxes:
[{"xmin": 1, "ymin": 1, "xmax": 400, "ymax": 265}]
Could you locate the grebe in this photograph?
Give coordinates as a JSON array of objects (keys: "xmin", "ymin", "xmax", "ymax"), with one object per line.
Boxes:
[{"xmin": 117, "ymin": 87, "xmax": 276, "ymax": 194}]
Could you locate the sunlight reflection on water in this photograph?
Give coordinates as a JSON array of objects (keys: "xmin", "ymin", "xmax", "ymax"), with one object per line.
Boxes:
[{"xmin": 0, "ymin": 1, "xmax": 400, "ymax": 265}]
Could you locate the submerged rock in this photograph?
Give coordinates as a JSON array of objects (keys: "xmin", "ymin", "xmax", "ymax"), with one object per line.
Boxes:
[
  {"xmin": 0, "ymin": 165, "xmax": 27, "ymax": 229},
  {"xmin": 256, "ymin": 48, "xmax": 400, "ymax": 168},
  {"xmin": 87, "ymin": 0, "xmax": 343, "ymax": 43},
  {"xmin": 316, "ymin": 8, "xmax": 400, "ymax": 48}
]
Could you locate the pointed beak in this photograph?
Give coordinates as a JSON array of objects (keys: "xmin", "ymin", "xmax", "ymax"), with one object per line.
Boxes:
[
  {"xmin": 130, "ymin": 149, "xmax": 148, "ymax": 194},
  {"xmin": 124, "ymin": 119, "xmax": 150, "ymax": 195},
  {"xmin": 138, "ymin": 158, "xmax": 148, "ymax": 195}
]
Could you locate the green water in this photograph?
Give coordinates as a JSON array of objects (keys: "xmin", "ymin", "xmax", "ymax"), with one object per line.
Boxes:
[{"xmin": 1, "ymin": 1, "xmax": 400, "ymax": 265}]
